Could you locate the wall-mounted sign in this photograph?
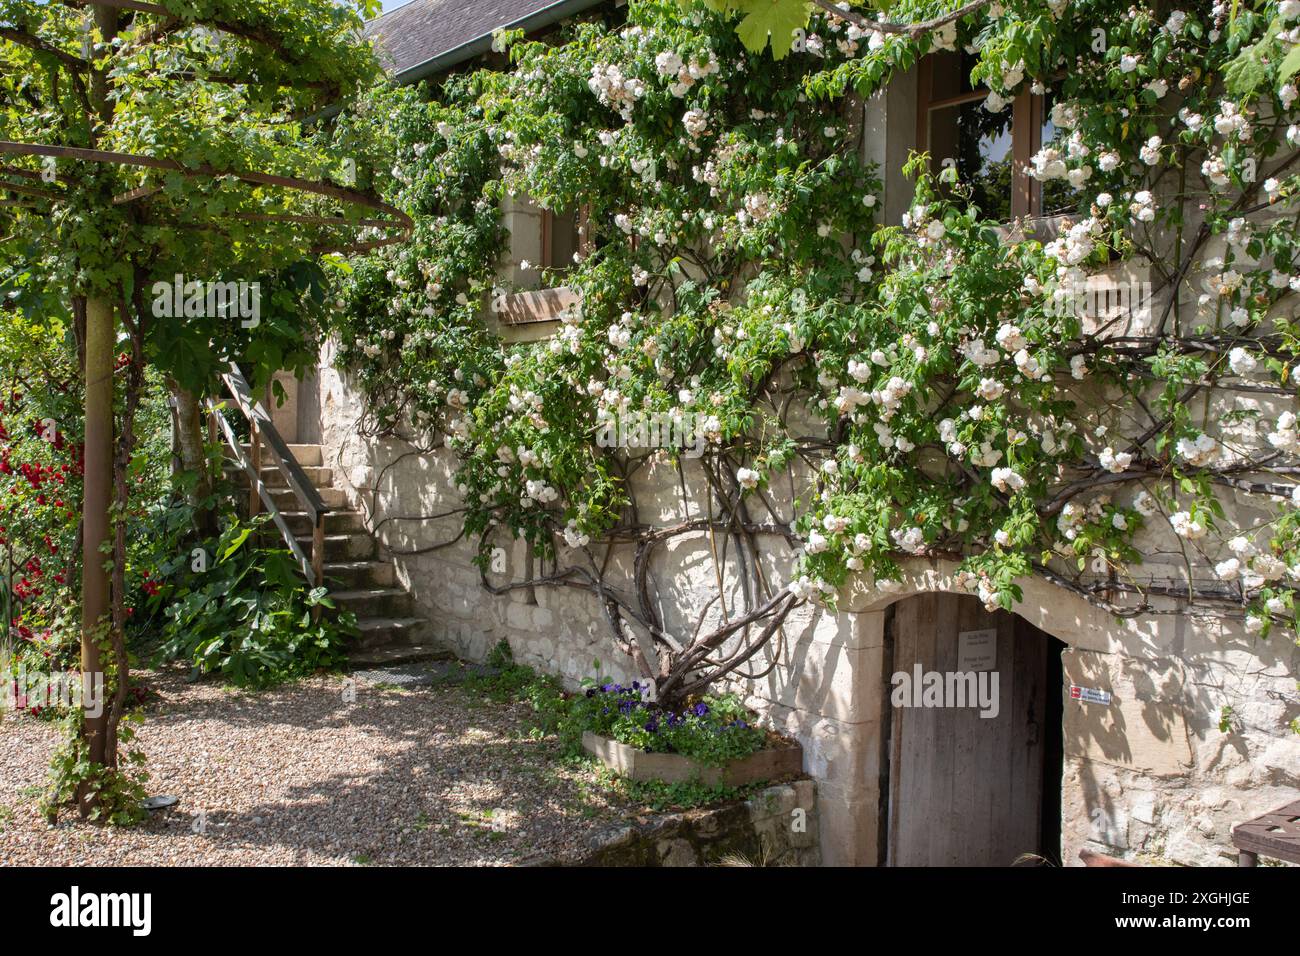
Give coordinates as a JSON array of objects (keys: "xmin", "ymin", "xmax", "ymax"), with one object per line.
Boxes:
[
  {"xmin": 1070, "ymin": 685, "xmax": 1112, "ymax": 705},
  {"xmin": 957, "ymin": 629, "xmax": 997, "ymax": 672}
]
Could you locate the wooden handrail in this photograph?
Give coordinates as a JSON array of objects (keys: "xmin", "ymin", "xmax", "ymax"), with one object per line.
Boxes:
[
  {"xmin": 208, "ymin": 363, "xmax": 330, "ymax": 591},
  {"xmin": 218, "ymin": 364, "xmax": 329, "ymax": 520},
  {"xmin": 208, "ymin": 402, "xmax": 318, "ymax": 586}
]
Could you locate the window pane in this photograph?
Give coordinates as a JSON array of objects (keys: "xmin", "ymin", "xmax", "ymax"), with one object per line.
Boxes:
[
  {"xmin": 929, "ymin": 49, "xmax": 980, "ymax": 102},
  {"xmin": 929, "ymin": 100, "xmax": 1014, "ymax": 221},
  {"xmin": 1038, "ymin": 91, "xmax": 1084, "ymax": 216},
  {"xmin": 545, "ymin": 209, "xmax": 580, "ymax": 270}
]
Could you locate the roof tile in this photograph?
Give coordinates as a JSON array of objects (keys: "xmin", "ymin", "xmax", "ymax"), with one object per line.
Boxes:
[{"xmin": 365, "ymin": 0, "xmax": 583, "ymax": 77}]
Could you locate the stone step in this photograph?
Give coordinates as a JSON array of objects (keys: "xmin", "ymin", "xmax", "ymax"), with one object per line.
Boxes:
[
  {"xmin": 346, "ymin": 642, "xmax": 454, "ymax": 669},
  {"xmin": 270, "ymin": 486, "xmax": 348, "ymax": 511},
  {"xmin": 332, "ymin": 587, "xmax": 414, "ymax": 619},
  {"xmin": 229, "ymin": 443, "xmax": 324, "ymax": 466},
  {"xmin": 226, "ymin": 464, "xmax": 333, "ymax": 489},
  {"xmin": 353, "ymin": 616, "xmax": 432, "ymax": 650},
  {"xmin": 224, "ymin": 438, "xmax": 439, "ymax": 668},
  {"xmin": 279, "ymin": 510, "xmax": 366, "ymax": 536},
  {"xmin": 264, "ymin": 464, "xmax": 333, "ymax": 489},
  {"xmin": 290, "ymin": 533, "xmax": 374, "ymax": 561},
  {"xmin": 323, "ymin": 560, "xmax": 395, "ymax": 590}
]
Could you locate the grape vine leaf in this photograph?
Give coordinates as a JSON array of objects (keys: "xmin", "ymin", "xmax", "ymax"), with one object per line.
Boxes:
[
  {"xmin": 1224, "ymin": 40, "xmax": 1271, "ymax": 96},
  {"xmin": 1279, "ymin": 43, "xmax": 1300, "ymax": 88},
  {"xmin": 734, "ymin": 0, "xmax": 814, "ymax": 59}
]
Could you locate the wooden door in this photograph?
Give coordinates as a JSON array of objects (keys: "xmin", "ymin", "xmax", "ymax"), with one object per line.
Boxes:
[{"xmin": 885, "ymin": 593, "xmax": 1049, "ymax": 866}]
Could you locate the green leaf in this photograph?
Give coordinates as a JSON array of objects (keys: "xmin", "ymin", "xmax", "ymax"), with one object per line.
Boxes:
[
  {"xmin": 735, "ymin": 0, "xmax": 811, "ymax": 60},
  {"xmin": 221, "ymin": 527, "xmax": 254, "ymax": 562},
  {"xmin": 1224, "ymin": 40, "xmax": 1272, "ymax": 96},
  {"xmin": 1279, "ymin": 43, "xmax": 1300, "ymax": 87}
]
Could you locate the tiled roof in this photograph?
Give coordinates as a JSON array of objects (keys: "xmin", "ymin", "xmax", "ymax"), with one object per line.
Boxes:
[{"xmin": 365, "ymin": 0, "xmax": 604, "ymax": 81}]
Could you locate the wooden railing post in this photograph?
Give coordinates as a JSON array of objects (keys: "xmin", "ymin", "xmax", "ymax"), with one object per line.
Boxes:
[
  {"xmin": 211, "ymin": 365, "xmax": 332, "ymax": 595},
  {"xmin": 311, "ymin": 514, "xmax": 325, "ymax": 590},
  {"xmin": 311, "ymin": 513, "xmax": 326, "ymax": 622},
  {"xmin": 248, "ymin": 421, "xmax": 261, "ymax": 518}
]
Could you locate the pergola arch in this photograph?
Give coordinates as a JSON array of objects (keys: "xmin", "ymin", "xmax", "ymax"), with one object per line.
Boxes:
[{"xmin": 0, "ymin": 141, "xmax": 412, "ymax": 255}]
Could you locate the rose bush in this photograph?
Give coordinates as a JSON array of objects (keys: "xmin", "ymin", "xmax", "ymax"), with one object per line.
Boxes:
[{"xmin": 333, "ymin": 1, "xmax": 1299, "ymax": 715}]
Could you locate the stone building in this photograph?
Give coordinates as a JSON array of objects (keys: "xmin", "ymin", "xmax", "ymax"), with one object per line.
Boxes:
[{"xmin": 268, "ymin": 0, "xmax": 1299, "ymax": 866}]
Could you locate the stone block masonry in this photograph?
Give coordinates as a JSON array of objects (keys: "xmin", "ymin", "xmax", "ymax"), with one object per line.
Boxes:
[
  {"xmin": 522, "ymin": 779, "xmax": 821, "ymax": 867},
  {"xmin": 314, "ymin": 357, "xmax": 1298, "ymax": 867}
]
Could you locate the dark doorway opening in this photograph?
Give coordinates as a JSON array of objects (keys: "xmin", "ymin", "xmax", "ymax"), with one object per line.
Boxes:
[
  {"xmin": 1039, "ymin": 626, "xmax": 1066, "ymax": 866},
  {"xmin": 880, "ymin": 593, "xmax": 1065, "ymax": 866}
]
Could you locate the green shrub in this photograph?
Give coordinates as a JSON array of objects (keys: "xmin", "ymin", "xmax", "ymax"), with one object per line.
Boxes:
[
  {"xmin": 43, "ymin": 709, "xmax": 149, "ymax": 826},
  {"xmin": 590, "ymin": 763, "xmax": 760, "ymax": 812},
  {"xmin": 565, "ymin": 681, "xmax": 765, "ymax": 767},
  {"xmin": 155, "ymin": 518, "xmax": 354, "ymax": 687}
]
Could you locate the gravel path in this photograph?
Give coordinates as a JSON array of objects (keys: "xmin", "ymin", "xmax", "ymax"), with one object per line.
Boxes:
[{"xmin": 0, "ymin": 668, "xmax": 629, "ymax": 866}]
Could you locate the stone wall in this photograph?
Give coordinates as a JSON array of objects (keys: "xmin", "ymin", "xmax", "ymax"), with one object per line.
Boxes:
[
  {"xmin": 840, "ymin": 566, "xmax": 1299, "ymax": 867},
  {"xmin": 299, "ymin": 61, "xmax": 1299, "ymax": 868},
  {"xmin": 311, "ymin": 349, "xmax": 1298, "ymax": 867},
  {"xmin": 525, "ymin": 779, "xmax": 820, "ymax": 867}
]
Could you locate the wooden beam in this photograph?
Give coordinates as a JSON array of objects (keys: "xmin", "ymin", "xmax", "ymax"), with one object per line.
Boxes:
[{"xmin": 497, "ymin": 287, "xmax": 581, "ymax": 326}]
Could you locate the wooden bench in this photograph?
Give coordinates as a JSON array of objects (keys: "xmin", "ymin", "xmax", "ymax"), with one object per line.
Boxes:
[{"xmin": 1231, "ymin": 799, "xmax": 1300, "ymax": 866}]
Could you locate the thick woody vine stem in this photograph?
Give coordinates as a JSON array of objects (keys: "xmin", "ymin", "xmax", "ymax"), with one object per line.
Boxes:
[
  {"xmin": 328, "ymin": 1, "xmax": 1300, "ymax": 712},
  {"xmin": 810, "ymin": 0, "xmax": 994, "ymax": 37}
]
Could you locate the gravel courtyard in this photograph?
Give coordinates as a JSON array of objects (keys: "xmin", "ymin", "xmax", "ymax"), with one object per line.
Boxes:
[{"xmin": 0, "ymin": 668, "xmax": 629, "ymax": 866}]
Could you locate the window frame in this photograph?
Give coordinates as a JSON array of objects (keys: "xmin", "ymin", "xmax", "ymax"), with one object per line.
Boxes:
[
  {"xmin": 540, "ymin": 205, "xmax": 592, "ymax": 272},
  {"xmin": 916, "ymin": 54, "xmax": 1047, "ymax": 221},
  {"xmin": 496, "ymin": 203, "xmax": 592, "ymax": 336}
]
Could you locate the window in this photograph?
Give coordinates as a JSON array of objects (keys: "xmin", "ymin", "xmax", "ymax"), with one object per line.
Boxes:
[
  {"xmin": 496, "ymin": 202, "xmax": 590, "ymax": 334},
  {"xmin": 917, "ymin": 52, "xmax": 1076, "ymax": 221},
  {"xmin": 541, "ymin": 207, "xmax": 587, "ymax": 271}
]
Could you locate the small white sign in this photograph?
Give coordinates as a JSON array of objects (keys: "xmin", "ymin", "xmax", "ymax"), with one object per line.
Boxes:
[
  {"xmin": 957, "ymin": 628, "xmax": 997, "ymax": 672},
  {"xmin": 1071, "ymin": 685, "xmax": 1112, "ymax": 705}
]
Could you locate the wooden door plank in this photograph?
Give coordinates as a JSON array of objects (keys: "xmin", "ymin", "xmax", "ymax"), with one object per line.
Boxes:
[
  {"xmin": 908, "ymin": 592, "xmax": 938, "ymax": 866},
  {"xmin": 886, "ymin": 596, "xmax": 913, "ymax": 866},
  {"xmin": 967, "ymin": 599, "xmax": 999, "ymax": 865},
  {"xmin": 988, "ymin": 609, "xmax": 1018, "ymax": 865},
  {"xmin": 931, "ymin": 592, "xmax": 960, "ymax": 865},
  {"xmin": 1013, "ymin": 616, "xmax": 1048, "ymax": 861}
]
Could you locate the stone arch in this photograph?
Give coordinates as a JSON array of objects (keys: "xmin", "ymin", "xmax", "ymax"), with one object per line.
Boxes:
[
  {"xmin": 838, "ymin": 557, "xmax": 1184, "ymax": 656},
  {"xmin": 809, "ymin": 558, "xmax": 1209, "ymax": 867}
]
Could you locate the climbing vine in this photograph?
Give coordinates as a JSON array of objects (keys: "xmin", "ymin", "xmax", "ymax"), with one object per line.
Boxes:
[
  {"xmin": 334, "ymin": 0, "xmax": 1300, "ymax": 709},
  {"xmin": 1, "ymin": 0, "xmax": 397, "ymax": 817}
]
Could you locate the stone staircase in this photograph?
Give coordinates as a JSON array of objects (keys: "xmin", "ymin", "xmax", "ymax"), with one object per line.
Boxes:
[{"xmin": 227, "ymin": 442, "xmax": 450, "ymax": 668}]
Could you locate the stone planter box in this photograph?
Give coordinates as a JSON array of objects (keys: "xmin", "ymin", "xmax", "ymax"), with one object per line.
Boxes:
[{"xmin": 582, "ymin": 731, "xmax": 803, "ymax": 787}]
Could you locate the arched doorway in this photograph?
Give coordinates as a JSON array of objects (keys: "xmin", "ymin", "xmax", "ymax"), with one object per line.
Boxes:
[{"xmin": 880, "ymin": 592, "xmax": 1065, "ymax": 866}]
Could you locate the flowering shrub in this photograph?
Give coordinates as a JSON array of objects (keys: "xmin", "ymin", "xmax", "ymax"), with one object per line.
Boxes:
[
  {"xmin": 334, "ymin": 1, "xmax": 1300, "ymax": 718},
  {"xmin": 0, "ymin": 312, "xmax": 83, "ymax": 671},
  {"xmin": 0, "ymin": 307, "xmax": 204, "ymax": 664},
  {"xmin": 569, "ymin": 681, "xmax": 767, "ymax": 766}
]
